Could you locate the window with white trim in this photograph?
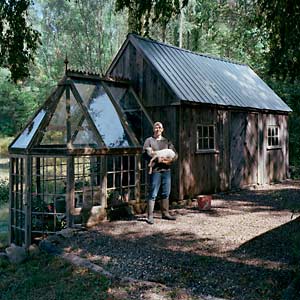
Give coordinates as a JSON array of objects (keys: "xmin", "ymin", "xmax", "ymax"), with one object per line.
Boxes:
[
  {"xmin": 267, "ymin": 125, "xmax": 279, "ymax": 147},
  {"xmin": 196, "ymin": 124, "xmax": 215, "ymax": 151}
]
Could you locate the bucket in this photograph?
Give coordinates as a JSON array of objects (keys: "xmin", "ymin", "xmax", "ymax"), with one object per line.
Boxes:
[{"xmin": 197, "ymin": 195, "xmax": 212, "ymax": 210}]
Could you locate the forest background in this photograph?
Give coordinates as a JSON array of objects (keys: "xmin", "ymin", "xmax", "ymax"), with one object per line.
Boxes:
[{"xmin": 0, "ymin": 0, "xmax": 300, "ymax": 173}]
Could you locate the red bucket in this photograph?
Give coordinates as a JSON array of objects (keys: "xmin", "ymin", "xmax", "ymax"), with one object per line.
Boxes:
[{"xmin": 197, "ymin": 195, "xmax": 212, "ymax": 210}]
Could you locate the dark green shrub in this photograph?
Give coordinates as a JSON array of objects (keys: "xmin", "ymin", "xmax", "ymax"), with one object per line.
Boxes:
[{"xmin": 0, "ymin": 178, "xmax": 9, "ymax": 206}]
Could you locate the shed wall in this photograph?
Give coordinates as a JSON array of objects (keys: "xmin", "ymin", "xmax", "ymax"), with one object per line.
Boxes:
[
  {"xmin": 260, "ymin": 113, "xmax": 289, "ymax": 183},
  {"xmin": 107, "ymin": 41, "xmax": 181, "ymax": 199},
  {"xmin": 108, "ymin": 40, "xmax": 290, "ymax": 200},
  {"xmin": 179, "ymin": 107, "xmax": 289, "ymax": 198}
]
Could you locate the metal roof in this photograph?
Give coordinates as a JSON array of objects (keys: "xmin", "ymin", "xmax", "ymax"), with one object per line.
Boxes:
[{"xmin": 129, "ymin": 34, "xmax": 292, "ymax": 112}]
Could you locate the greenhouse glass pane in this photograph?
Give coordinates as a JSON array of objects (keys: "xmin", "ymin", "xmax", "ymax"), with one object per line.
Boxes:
[
  {"xmin": 117, "ymin": 90, "xmax": 139, "ymax": 110},
  {"xmin": 105, "ymin": 84, "xmax": 127, "ymax": 104},
  {"xmin": 116, "ymin": 89, "xmax": 152, "ymax": 144},
  {"xmin": 124, "ymin": 110, "xmax": 142, "ymax": 142},
  {"xmin": 73, "ymin": 120, "xmax": 100, "ymax": 148},
  {"xmin": 70, "ymin": 92, "xmax": 100, "ymax": 148},
  {"xmin": 41, "ymin": 93, "xmax": 67, "ymax": 145},
  {"xmin": 88, "ymin": 85, "xmax": 133, "ymax": 148},
  {"xmin": 11, "ymin": 109, "xmax": 46, "ymax": 149},
  {"xmin": 73, "ymin": 80, "xmax": 97, "ymax": 105}
]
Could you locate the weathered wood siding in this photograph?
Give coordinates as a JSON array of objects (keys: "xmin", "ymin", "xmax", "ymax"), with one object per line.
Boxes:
[
  {"xmin": 107, "ymin": 41, "xmax": 181, "ymax": 199},
  {"xmin": 107, "ymin": 40, "xmax": 290, "ymax": 199},
  {"xmin": 108, "ymin": 42, "xmax": 178, "ymax": 108},
  {"xmin": 259, "ymin": 113, "xmax": 289, "ymax": 183},
  {"xmin": 230, "ymin": 112, "xmax": 258, "ymax": 188},
  {"xmin": 179, "ymin": 105, "xmax": 231, "ymax": 198}
]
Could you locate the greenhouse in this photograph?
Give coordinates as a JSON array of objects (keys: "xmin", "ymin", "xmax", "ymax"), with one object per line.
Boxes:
[{"xmin": 8, "ymin": 70, "xmax": 153, "ymax": 247}]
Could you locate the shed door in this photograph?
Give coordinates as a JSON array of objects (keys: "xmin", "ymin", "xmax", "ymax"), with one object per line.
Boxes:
[{"xmin": 230, "ymin": 113, "xmax": 258, "ymax": 188}]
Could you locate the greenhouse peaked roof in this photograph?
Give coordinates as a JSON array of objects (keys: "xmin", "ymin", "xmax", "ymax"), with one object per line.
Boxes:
[{"xmin": 10, "ymin": 71, "xmax": 153, "ymax": 154}]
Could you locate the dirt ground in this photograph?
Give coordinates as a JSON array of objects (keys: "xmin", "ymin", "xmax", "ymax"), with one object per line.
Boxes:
[{"xmin": 56, "ymin": 180, "xmax": 300, "ymax": 300}]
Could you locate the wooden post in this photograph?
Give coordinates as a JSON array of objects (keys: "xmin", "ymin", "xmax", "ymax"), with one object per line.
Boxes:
[
  {"xmin": 66, "ymin": 156, "xmax": 74, "ymax": 227},
  {"xmin": 8, "ymin": 157, "xmax": 14, "ymax": 245},
  {"xmin": 24, "ymin": 156, "xmax": 32, "ymax": 248},
  {"xmin": 257, "ymin": 113, "xmax": 264, "ymax": 185},
  {"xmin": 135, "ymin": 154, "xmax": 141, "ymax": 202}
]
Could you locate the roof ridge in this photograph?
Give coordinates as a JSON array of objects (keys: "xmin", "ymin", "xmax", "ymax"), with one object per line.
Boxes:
[{"xmin": 129, "ymin": 33, "xmax": 246, "ymax": 66}]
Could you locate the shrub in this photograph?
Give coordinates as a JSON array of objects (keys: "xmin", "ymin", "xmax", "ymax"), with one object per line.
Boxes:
[
  {"xmin": 0, "ymin": 178, "xmax": 9, "ymax": 206},
  {"xmin": 0, "ymin": 136, "xmax": 14, "ymax": 156}
]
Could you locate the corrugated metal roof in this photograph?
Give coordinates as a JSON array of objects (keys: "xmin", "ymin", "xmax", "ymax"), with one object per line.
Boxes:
[{"xmin": 130, "ymin": 34, "xmax": 292, "ymax": 112}]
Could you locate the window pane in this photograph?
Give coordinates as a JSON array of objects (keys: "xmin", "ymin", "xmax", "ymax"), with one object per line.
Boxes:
[
  {"xmin": 11, "ymin": 109, "xmax": 46, "ymax": 148},
  {"xmin": 119, "ymin": 90, "xmax": 139, "ymax": 110},
  {"xmin": 73, "ymin": 81, "xmax": 97, "ymax": 106},
  {"xmin": 125, "ymin": 111, "xmax": 142, "ymax": 142},
  {"xmin": 203, "ymin": 138, "xmax": 208, "ymax": 149},
  {"xmin": 209, "ymin": 126, "xmax": 214, "ymax": 138},
  {"xmin": 73, "ymin": 120, "xmax": 100, "ymax": 147},
  {"xmin": 198, "ymin": 126, "xmax": 203, "ymax": 138},
  {"xmin": 209, "ymin": 138, "xmax": 214, "ymax": 149},
  {"xmin": 203, "ymin": 126, "xmax": 208, "ymax": 138},
  {"xmin": 199, "ymin": 138, "xmax": 203, "ymax": 150},
  {"xmin": 105, "ymin": 84, "xmax": 127, "ymax": 104},
  {"xmin": 88, "ymin": 84, "xmax": 134, "ymax": 148},
  {"xmin": 267, "ymin": 126, "xmax": 279, "ymax": 146},
  {"xmin": 268, "ymin": 137, "xmax": 271, "ymax": 146},
  {"xmin": 41, "ymin": 93, "xmax": 67, "ymax": 145}
]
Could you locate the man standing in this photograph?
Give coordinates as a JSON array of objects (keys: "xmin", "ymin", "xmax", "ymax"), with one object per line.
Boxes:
[{"xmin": 143, "ymin": 122, "xmax": 177, "ymax": 224}]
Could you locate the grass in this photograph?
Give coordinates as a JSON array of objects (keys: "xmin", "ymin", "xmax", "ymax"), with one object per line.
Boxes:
[
  {"xmin": 0, "ymin": 254, "xmax": 112, "ymax": 300},
  {"xmin": 0, "ymin": 201, "xmax": 115, "ymax": 300}
]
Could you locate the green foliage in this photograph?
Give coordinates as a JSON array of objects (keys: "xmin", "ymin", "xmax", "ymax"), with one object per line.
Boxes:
[
  {"xmin": 0, "ymin": 178, "xmax": 9, "ymax": 206},
  {"xmin": 35, "ymin": 0, "xmax": 127, "ymax": 77},
  {"xmin": 0, "ymin": 202, "xmax": 9, "ymax": 248},
  {"xmin": 255, "ymin": 0, "xmax": 300, "ymax": 82},
  {"xmin": 0, "ymin": 254, "xmax": 111, "ymax": 300},
  {"xmin": 0, "ymin": 68, "xmax": 38, "ymax": 136},
  {"xmin": 0, "ymin": 0, "xmax": 40, "ymax": 82},
  {"xmin": 0, "ymin": 136, "xmax": 14, "ymax": 155},
  {"xmin": 115, "ymin": 0, "xmax": 188, "ymax": 38},
  {"xmin": 268, "ymin": 79, "xmax": 300, "ymax": 173},
  {"xmin": 167, "ymin": 0, "xmax": 268, "ymax": 71}
]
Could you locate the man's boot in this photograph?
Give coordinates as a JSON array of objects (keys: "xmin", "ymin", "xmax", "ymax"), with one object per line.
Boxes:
[
  {"xmin": 161, "ymin": 198, "xmax": 176, "ymax": 220},
  {"xmin": 147, "ymin": 200, "xmax": 155, "ymax": 224}
]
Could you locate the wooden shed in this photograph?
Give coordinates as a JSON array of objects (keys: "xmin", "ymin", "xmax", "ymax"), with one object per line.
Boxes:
[{"xmin": 106, "ymin": 34, "xmax": 292, "ymax": 200}]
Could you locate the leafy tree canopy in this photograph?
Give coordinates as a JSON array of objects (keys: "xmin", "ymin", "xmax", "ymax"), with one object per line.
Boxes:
[
  {"xmin": 255, "ymin": 0, "xmax": 300, "ymax": 82},
  {"xmin": 115, "ymin": 0, "xmax": 188, "ymax": 39},
  {"xmin": 0, "ymin": 0, "xmax": 40, "ymax": 82}
]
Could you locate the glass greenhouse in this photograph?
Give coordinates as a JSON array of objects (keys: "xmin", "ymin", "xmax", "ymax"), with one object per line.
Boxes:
[{"xmin": 8, "ymin": 70, "xmax": 153, "ymax": 247}]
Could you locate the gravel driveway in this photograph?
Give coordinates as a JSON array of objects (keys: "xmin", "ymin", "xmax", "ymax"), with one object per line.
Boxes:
[{"xmin": 56, "ymin": 180, "xmax": 300, "ymax": 300}]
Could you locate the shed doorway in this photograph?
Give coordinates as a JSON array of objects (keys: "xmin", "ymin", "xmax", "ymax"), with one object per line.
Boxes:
[{"xmin": 230, "ymin": 112, "xmax": 258, "ymax": 188}]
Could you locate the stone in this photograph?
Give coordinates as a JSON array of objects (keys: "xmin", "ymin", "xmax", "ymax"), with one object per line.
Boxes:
[
  {"xmin": 57, "ymin": 228, "xmax": 76, "ymax": 239},
  {"xmin": 47, "ymin": 234, "xmax": 61, "ymax": 244},
  {"xmin": 39, "ymin": 240, "xmax": 62, "ymax": 255},
  {"xmin": 5, "ymin": 243, "xmax": 27, "ymax": 264},
  {"xmin": 28, "ymin": 244, "xmax": 40, "ymax": 257}
]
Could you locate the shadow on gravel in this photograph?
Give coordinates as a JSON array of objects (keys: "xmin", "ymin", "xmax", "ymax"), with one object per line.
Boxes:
[
  {"xmin": 232, "ymin": 216, "xmax": 300, "ymax": 265},
  {"xmin": 64, "ymin": 228, "xmax": 293, "ymax": 300},
  {"xmin": 58, "ymin": 182, "xmax": 300, "ymax": 299},
  {"xmin": 210, "ymin": 186, "xmax": 300, "ymax": 215}
]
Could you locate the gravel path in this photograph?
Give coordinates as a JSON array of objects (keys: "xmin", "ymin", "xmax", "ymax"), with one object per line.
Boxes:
[{"xmin": 56, "ymin": 180, "xmax": 300, "ymax": 300}]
